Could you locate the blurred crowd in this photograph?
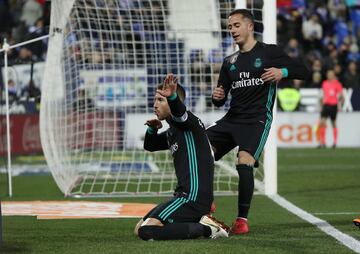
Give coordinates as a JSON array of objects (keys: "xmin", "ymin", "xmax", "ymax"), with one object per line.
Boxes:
[
  {"xmin": 0, "ymin": 0, "xmax": 50, "ymax": 63},
  {"xmin": 0, "ymin": 0, "xmax": 49, "ymax": 105},
  {"xmin": 276, "ymin": 0, "xmax": 360, "ymax": 89}
]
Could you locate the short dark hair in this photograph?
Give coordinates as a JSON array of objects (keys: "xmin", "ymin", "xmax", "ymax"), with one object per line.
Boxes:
[
  {"xmin": 228, "ymin": 9, "xmax": 254, "ymax": 24},
  {"xmin": 157, "ymin": 83, "xmax": 186, "ymax": 101}
]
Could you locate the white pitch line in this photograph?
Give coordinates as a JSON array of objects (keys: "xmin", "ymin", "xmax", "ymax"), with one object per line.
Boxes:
[
  {"xmin": 314, "ymin": 212, "xmax": 360, "ymax": 215},
  {"xmin": 270, "ymin": 194, "xmax": 360, "ymax": 253}
]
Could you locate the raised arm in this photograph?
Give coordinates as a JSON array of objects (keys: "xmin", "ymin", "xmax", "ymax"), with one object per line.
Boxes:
[{"xmin": 157, "ymin": 74, "xmax": 204, "ymax": 131}]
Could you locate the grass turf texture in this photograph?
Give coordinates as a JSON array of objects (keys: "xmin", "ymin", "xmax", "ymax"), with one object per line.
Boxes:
[{"xmin": 1, "ymin": 148, "xmax": 360, "ymax": 253}]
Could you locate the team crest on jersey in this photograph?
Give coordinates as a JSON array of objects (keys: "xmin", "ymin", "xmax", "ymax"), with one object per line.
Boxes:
[
  {"xmin": 254, "ymin": 58, "xmax": 262, "ymax": 68},
  {"xmin": 230, "ymin": 54, "xmax": 238, "ymax": 64}
]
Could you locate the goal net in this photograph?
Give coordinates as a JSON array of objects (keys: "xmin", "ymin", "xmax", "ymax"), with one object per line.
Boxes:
[{"xmin": 40, "ymin": 0, "xmax": 276, "ymax": 197}]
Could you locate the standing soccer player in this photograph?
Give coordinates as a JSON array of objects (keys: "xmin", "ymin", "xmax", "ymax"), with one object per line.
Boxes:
[
  {"xmin": 134, "ymin": 74, "xmax": 229, "ymax": 241},
  {"xmin": 318, "ymin": 69, "xmax": 344, "ymax": 148},
  {"xmin": 207, "ymin": 9, "xmax": 310, "ymax": 234}
]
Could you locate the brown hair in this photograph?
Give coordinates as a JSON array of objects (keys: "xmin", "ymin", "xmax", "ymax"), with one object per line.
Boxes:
[{"xmin": 229, "ymin": 9, "xmax": 254, "ymax": 24}]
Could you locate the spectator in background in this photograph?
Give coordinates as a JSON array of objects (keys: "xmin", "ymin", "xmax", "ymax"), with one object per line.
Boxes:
[
  {"xmin": 25, "ymin": 18, "xmax": 47, "ymax": 60},
  {"xmin": 15, "ymin": 47, "xmax": 33, "ymax": 64},
  {"xmin": 334, "ymin": 63, "xmax": 345, "ymax": 85},
  {"xmin": 343, "ymin": 61, "xmax": 360, "ymax": 88},
  {"xmin": 288, "ymin": 10, "xmax": 304, "ymax": 42},
  {"xmin": 7, "ymin": 79, "xmax": 18, "ymax": 103},
  {"xmin": 323, "ymin": 48, "xmax": 339, "ymax": 71},
  {"xmin": 347, "ymin": 43, "xmax": 360, "ymax": 63},
  {"xmin": 21, "ymin": 80, "xmax": 41, "ymax": 103},
  {"xmin": 20, "ymin": 0, "xmax": 43, "ymax": 27},
  {"xmin": 284, "ymin": 38, "xmax": 304, "ymax": 60},
  {"xmin": 0, "ymin": 0, "xmax": 14, "ymax": 37},
  {"xmin": 318, "ymin": 69, "xmax": 344, "ymax": 148},
  {"xmin": 277, "ymin": 15, "xmax": 290, "ymax": 47},
  {"xmin": 308, "ymin": 70, "xmax": 323, "ymax": 88},
  {"xmin": 327, "ymin": 0, "xmax": 347, "ymax": 21},
  {"xmin": 277, "ymin": 80, "xmax": 302, "ymax": 112},
  {"xmin": 334, "ymin": 15, "xmax": 349, "ymax": 48},
  {"xmin": 338, "ymin": 40, "xmax": 351, "ymax": 66},
  {"xmin": 302, "ymin": 14, "xmax": 323, "ymax": 51},
  {"xmin": 306, "ymin": 58, "xmax": 324, "ymax": 88},
  {"xmin": 314, "ymin": 1, "xmax": 335, "ymax": 37}
]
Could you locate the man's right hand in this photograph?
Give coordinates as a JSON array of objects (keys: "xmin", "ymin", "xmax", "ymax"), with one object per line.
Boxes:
[
  {"xmin": 145, "ymin": 119, "xmax": 163, "ymax": 130},
  {"xmin": 212, "ymin": 85, "xmax": 225, "ymax": 101}
]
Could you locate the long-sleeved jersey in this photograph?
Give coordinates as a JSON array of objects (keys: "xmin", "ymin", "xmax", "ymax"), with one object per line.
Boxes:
[
  {"xmin": 144, "ymin": 93, "xmax": 214, "ymax": 206},
  {"xmin": 213, "ymin": 42, "xmax": 310, "ymax": 123}
]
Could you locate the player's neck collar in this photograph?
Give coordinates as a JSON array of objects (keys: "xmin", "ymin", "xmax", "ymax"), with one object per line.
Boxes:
[{"xmin": 239, "ymin": 40, "xmax": 257, "ymax": 53}]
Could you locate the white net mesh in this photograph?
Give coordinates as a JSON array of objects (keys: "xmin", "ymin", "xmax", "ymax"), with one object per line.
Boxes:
[{"xmin": 41, "ymin": 0, "xmax": 267, "ymax": 197}]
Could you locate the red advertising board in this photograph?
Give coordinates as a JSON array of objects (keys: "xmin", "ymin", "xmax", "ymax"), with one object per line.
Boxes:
[
  {"xmin": 0, "ymin": 114, "xmax": 42, "ymax": 155},
  {"xmin": 0, "ymin": 112, "xmax": 122, "ymax": 155}
]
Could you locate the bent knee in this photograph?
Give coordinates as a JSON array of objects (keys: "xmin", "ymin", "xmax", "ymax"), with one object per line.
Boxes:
[
  {"xmin": 137, "ymin": 218, "xmax": 162, "ymax": 239},
  {"xmin": 138, "ymin": 226, "xmax": 153, "ymax": 241},
  {"xmin": 138, "ymin": 224, "xmax": 162, "ymax": 241},
  {"xmin": 237, "ymin": 151, "xmax": 255, "ymax": 165}
]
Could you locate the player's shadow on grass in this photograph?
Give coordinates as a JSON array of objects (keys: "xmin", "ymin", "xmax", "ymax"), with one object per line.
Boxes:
[{"xmin": 0, "ymin": 242, "xmax": 30, "ymax": 253}]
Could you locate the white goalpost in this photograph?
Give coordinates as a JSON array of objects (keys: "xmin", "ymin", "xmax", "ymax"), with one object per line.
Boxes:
[{"xmin": 40, "ymin": 0, "xmax": 277, "ymax": 197}]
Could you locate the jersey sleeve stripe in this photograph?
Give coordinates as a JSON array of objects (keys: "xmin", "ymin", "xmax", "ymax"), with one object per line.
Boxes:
[
  {"xmin": 188, "ymin": 132, "xmax": 199, "ymax": 200},
  {"xmin": 185, "ymin": 131, "xmax": 198, "ymax": 201},
  {"xmin": 184, "ymin": 132, "xmax": 195, "ymax": 201}
]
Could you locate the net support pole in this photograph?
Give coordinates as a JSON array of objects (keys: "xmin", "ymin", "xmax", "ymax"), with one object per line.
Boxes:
[
  {"xmin": 0, "ymin": 199, "xmax": 2, "ymax": 246},
  {"xmin": 2, "ymin": 39, "xmax": 12, "ymax": 197},
  {"xmin": 262, "ymin": 0, "xmax": 277, "ymax": 196}
]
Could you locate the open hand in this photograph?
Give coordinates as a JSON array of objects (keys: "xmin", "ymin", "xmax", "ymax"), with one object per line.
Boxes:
[{"xmin": 157, "ymin": 73, "xmax": 178, "ymax": 98}]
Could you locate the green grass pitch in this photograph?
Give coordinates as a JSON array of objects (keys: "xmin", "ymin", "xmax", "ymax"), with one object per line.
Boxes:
[{"xmin": 0, "ymin": 148, "xmax": 360, "ymax": 253}]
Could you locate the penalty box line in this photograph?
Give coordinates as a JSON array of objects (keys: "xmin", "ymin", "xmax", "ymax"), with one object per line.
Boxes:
[{"xmin": 269, "ymin": 194, "xmax": 360, "ymax": 254}]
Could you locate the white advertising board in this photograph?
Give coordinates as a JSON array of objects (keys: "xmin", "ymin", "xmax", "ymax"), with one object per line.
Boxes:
[{"xmin": 125, "ymin": 112, "xmax": 360, "ymax": 148}]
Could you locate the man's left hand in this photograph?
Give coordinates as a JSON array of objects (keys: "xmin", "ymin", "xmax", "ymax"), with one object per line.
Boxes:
[
  {"xmin": 157, "ymin": 73, "xmax": 178, "ymax": 97},
  {"xmin": 261, "ymin": 68, "xmax": 283, "ymax": 83}
]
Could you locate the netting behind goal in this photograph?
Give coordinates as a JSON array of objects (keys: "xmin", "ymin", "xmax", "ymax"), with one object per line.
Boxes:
[{"xmin": 40, "ymin": 0, "xmax": 274, "ymax": 197}]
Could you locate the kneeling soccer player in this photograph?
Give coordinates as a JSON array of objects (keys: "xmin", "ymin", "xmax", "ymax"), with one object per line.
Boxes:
[{"xmin": 134, "ymin": 74, "xmax": 229, "ymax": 240}]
